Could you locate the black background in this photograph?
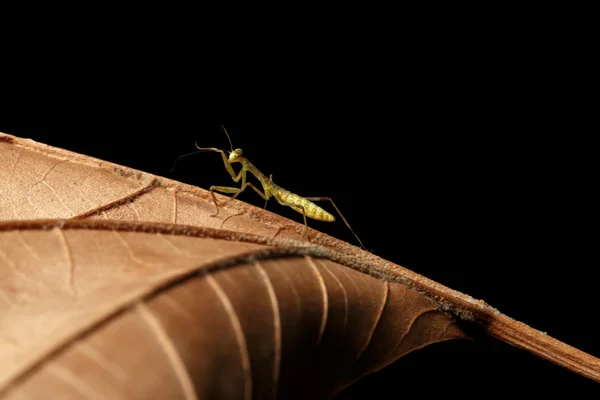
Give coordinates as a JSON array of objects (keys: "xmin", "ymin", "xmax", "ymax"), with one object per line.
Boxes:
[{"xmin": 1, "ymin": 12, "xmax": 598, "ymax": 396}]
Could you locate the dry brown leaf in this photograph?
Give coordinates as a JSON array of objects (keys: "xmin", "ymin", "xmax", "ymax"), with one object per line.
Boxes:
[
  {"xmin": 1, "ymin": 132, "xmax": 599, "ymax": 397},
  {"xmin": 0, "ymin": 132, "xmax": 467, "ymax": 398},
  {"xmin": 0, "ymin": 221, "xmax": 463, "ymax": 399},
  {"xmin": 0, "ymin": 132, "xmax": 335, "ymax": 247}
]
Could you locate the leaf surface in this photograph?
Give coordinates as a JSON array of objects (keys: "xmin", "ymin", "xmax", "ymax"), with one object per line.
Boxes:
[{"xmin": 0, "ymin": 221, "xmax": 463, "ymax": 399}]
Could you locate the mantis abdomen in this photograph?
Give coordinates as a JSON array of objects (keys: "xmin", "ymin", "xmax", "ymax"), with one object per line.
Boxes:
[{"xmin": 274, "ymin": 187, "xmax": 336, "ymax": 222}]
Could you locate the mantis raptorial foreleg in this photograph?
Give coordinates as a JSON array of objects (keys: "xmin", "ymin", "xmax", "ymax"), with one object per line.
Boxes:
[
  {"xmin": 304, "ymin": 197, "xmax": 365, "ymax": 249},
  {"xmin": 200, "ymin": 146, "xmax": 247, "ymax": 216},
  {"xmin": 263, "ymin": 174, "xmax": 273, "ymax": 209},
  {"xmin": 196, "ymin": 146, "xmax": 243, "ymax": 183}
]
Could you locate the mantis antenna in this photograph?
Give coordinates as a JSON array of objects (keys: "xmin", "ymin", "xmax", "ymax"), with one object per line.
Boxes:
[
  {"xmin": 169, "ymin": 126, "xmax": 235, "ymax": 172},
  {"xmin": 221, "ymin": 125, "xmax": 234, "ymax": 153}
]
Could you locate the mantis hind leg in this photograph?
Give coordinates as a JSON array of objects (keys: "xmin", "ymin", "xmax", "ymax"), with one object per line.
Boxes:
[
  {"xmin": 304, "ymin": 197, "xmax": 366, "ymax": 250},
  {"xmin": 275, "ymin": 200, "xmax": 311, "ymax": 243}
]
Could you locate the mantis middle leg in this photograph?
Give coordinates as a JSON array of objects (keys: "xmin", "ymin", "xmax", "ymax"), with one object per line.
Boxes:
[{"xmin": 208, "ymin": 176, "xmax": 269, "ymax": 217}]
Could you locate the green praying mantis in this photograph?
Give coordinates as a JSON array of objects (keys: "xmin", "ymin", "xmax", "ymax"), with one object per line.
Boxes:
[{"xmin": 171, "ymin": 127, "xmax": 365, "ymax": 249}]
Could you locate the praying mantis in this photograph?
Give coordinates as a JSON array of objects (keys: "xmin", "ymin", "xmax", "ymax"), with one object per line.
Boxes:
[{"xmin": 173, "ymin": 127, "xmax": 366, "ymax": 249}]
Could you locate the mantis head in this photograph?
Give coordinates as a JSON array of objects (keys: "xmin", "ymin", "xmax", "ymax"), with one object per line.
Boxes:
[{"xmin": 228, "ymin": 148, "xmax": 243, "ymax": 163}]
